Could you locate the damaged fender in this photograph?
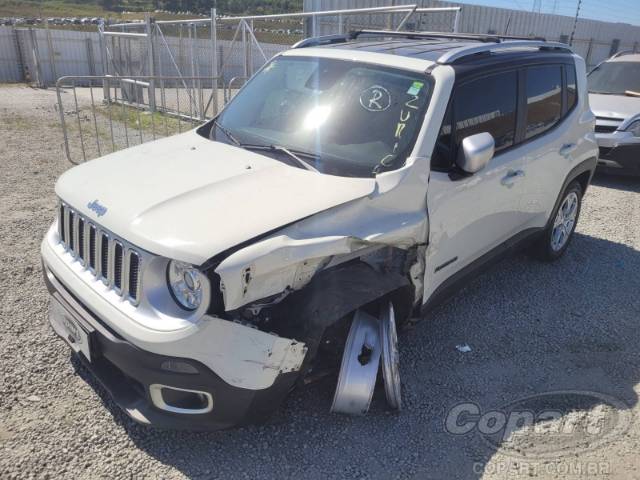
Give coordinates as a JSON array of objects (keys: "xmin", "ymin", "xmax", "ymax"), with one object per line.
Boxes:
[
  {"xmin": 212, "ymin": 156, "xmax": 431, "ymax": 313},
  {"xmin": 273, "ymin": 261, "xmax": 411, "ymax": 363},
  {"xmin": 215, "ymin": 234, "xmax": 374, "ymax": 311}
]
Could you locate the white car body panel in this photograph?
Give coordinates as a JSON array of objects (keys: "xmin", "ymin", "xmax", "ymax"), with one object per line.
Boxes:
[
  {"xmin": 55, "ymin": 131, "xmax": 375, "ymax": 266},
  {"xmin": 422, "ymin": 54, "xmax": 597, "ymax": 303},
  {"xmin": 589, "ymin": 95, "xmax": 640, "ymax": 149},
  {"xmin": 425, "ymin": 148, "xmax": 527, "ymax": 301},
  {"xmin": 589, "ymin": 93, "xmax": 640, "ymax": 121}
]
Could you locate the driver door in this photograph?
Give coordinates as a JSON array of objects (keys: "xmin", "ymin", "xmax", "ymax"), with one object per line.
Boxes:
[{"xmin": 423, "ymin": 69, "xmax": 527, "ymax": 303}]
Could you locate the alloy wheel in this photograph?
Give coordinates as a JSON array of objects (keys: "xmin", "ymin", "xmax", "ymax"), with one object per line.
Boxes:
[{"xmin": 551, "ymin": 192, "xmax": 579, "ymax": 252}]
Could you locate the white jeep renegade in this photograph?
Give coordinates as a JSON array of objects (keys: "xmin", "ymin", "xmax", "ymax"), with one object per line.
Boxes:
[{"xmin": 42, "ymin": 31, "xmax": 598, "ymax": 430}]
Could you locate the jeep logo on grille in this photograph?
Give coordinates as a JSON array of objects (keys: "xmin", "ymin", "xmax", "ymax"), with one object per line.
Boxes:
[{"xmin": 87, "ymin": 199, "xmax": 107, "ymax": 217}]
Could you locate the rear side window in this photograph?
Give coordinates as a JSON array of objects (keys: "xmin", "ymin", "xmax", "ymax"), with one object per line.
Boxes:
[
  {"xmin": 525, "ymin": 65, "xmax": 562, "ymax": 139},
  {"xmin": 454, "ymin": 71, "xmax": 518, "ymax": 152},
  {"xmin": 566, "ymin": 64, "xmax": 578, "ymax": 111}
]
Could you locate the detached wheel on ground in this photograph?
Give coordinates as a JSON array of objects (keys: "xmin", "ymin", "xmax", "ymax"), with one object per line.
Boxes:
[{"xmin": 532, "ymin": 181, "xmax": 583, "ymax": 261}]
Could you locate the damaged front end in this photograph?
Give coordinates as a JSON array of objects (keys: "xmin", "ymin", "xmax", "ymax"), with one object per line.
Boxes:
[
  {"xmin": 42, "ymin": 179, "xmax": 428, "ymax": 430},
  {"xmin": 43, "ymin": 162, "xmax": 430, "ymax": 431},
  {"xmin": 196, "ymin": 189, "xmax": 430, "ymax": 420}
]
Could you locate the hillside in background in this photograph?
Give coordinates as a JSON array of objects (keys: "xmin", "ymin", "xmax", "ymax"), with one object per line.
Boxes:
[{"xmin": 0, "ymin": 0, "xmax": 303, "ymax": 18}]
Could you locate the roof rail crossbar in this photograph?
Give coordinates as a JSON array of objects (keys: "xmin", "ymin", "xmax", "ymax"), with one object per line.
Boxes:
[
  {"xmin": 292, "ymin": 29, "xmax": 547, "ymax": 50},
  {"xmin": 292, "ymin": 34, "xmax": 352, "ymax": 49},
  {"xmin": 437, "ymin": 41, "xmax": 572, "ymax": 65},
  {"xmin": 289, "ymin": 30, "xmax": 571, "ymax": 65},
  {"xmin": 352, "ymin": 29, "xmax": 546, "ymax": 43}
]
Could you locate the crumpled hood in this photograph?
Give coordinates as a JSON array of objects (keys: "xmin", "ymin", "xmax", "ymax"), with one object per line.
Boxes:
[
  {"xmin": 589, "ymin": 93, "xmax": 640, "ymax": 120},
  {"xmin": 55, "ymin": 131, "xmax": 376, "ymax": 265}
]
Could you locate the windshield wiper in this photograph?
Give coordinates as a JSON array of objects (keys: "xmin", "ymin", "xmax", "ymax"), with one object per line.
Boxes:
[
  {"xmin": 241, "ymin": 144, "xmax": 319, "ymax": 172},
  {"xmin": 210, "ymin": 122, "xmax": 319, "ymax": 172},
  {"xmin": 213, "ymin": 119, "xmax": 241, "ymax": 146}
]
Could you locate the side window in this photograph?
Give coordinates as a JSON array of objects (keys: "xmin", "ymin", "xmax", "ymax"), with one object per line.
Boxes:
[
  {"xmin": 525, "ymin": 65, "xmax": 562, "ymax": 139},
  {"xmin": 454, "ymin": 71, "xmax": 518, "ymax": 153},
  {"xmin": 566, "ymin": 64, "xmax": 578, "ymax": 112}
]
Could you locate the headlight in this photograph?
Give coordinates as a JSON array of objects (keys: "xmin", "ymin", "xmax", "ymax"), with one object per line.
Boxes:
[
  {"xmin": 167, "ymin": 260, "xmax": 206, "ymax": 310},
  {"xmin": 624, "ymin": 120, "xmax": 640, "ymax": 137}
]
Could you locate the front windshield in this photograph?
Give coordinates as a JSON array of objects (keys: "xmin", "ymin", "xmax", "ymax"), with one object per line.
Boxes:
[
  {"xmin": 209, "ymin": 56, "xmax": 432, "ymax": 177},
  {"xmin": 588, "ymin": 61, "xmax": 640, "ymax": 95}
]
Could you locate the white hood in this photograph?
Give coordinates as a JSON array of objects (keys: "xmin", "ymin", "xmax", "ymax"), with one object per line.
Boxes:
[
  {"xmin": 589, "ymin": 93, "xmax": 640, "ymax": 120},
  {"xmin": 55, "ymin": 131, "xmax": 376, "ymax": 265}
]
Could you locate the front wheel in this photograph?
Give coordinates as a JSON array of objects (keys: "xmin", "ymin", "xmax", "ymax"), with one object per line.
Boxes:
[{"xmin": 531, "ymin": 181, "xmax": 583, "ymax": 261}]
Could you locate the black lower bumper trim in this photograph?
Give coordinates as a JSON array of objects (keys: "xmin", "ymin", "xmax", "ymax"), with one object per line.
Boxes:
[
  {"xmin": 43, "ymin": 266, "xmax": 299, "ymax": 431},
  {"xmin": 598, "ymin": 144, "xmax": 640, "ymax": 175}
]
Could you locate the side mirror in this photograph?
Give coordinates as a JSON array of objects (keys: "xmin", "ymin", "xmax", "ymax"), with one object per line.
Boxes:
[{"xmin": 456, "ymin": 132, "xmax": 495, "ymax": 174}]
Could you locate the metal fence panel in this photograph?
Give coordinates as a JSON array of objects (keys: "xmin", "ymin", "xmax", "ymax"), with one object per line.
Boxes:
[
  {"xmin": 14, "ymin": 29, "xmax": 43, "ymax": 85},
  {"xmin": 35, "ymin": 29, "xmax": 105, "ymax": 85},
  {"xmin": 0, "ymin": 27, "xmax": 21, "ymax": 82},
  {"xmin": 56, "ymin": 75, "xmax": 220, "ymax": 164}
]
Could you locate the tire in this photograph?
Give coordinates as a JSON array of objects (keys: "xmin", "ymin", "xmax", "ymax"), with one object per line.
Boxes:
[{"xmin": 531, "ymin": 181, "xmax": 583, "ymax": 261}]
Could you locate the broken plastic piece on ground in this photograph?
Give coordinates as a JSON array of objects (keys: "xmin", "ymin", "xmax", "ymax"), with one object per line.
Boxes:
[
  {"xmin": 380, "ymin": 302, "xmax": 402, "ymax": 410},
  {"xmin": 331, "ymin": 309, "xmax": 381, "ymax": 416},
  {"xmin": 456, "ymin": 343, "xmax": 472, "ymax": 353}
]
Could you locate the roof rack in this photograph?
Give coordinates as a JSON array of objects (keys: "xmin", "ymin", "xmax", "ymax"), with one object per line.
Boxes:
[
  {"xmin": 291, "ymin": 29, "xmax": 572, "ymax": 65},
  {"xmin": 292, "ymin": 34, "xmax": 353, "ymax": 49},
  {"xmin": 292, "ymin": 29, "xmax": 547, "ymax": 49},
  {"xmin": 437, "ymin": 40, "xmax": 572, "ymax": 64},
  {"xmin": 352, "ymin": 29, "xmax": 546, "ymax": 43}
]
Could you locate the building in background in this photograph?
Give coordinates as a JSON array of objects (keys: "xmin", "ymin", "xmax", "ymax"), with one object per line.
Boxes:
[{"xmin": 303, "ymin": 0, "xmax": 640, "ymax": 68}]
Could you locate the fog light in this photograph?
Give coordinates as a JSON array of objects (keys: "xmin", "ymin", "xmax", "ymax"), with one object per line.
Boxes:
[{"xmin": 149, "ymin": 384, "xmax": 213, "ymax": 414}]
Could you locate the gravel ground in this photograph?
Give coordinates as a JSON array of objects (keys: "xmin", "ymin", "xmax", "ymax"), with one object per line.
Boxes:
[{"xmin": 1, "ymin": 84, "xmax": 640, "ymax": 480}]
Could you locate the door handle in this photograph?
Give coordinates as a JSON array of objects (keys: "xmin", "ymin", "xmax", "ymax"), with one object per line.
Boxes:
[
  {"xmin": 559, "ymin": 143, "xmax": 577, "ymax": 158},
  {"xmin": 501, "ymin": 169, "xmax": 525, "ymax": 187}
]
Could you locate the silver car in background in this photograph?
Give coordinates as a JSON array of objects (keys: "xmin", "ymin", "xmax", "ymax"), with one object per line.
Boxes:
[{"xmin": 589, "ymin": 52, "xmax": 640, "ymax": 175}]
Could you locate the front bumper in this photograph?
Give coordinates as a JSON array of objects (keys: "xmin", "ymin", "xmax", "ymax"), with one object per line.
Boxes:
[
  {"xmin": 597, "ymin": 144, "xmax": 640, "ymax": 175},
  {"xmin": 595, "ymin": 132, "xmax": 640, "ymax": 175},
  {"xmin": 44, "ymin": 266, "xmax": 300, "ymax": 431}
]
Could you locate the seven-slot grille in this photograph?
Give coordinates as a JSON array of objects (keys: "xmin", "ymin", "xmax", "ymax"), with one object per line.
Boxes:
[{"xmin": 58, "ymin": 203, "xmax": 142, "ymax": 305}]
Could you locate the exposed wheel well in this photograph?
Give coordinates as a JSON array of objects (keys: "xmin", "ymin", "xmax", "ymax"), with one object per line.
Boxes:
[{"xmin": 574, "ymin": 170, "xmax": 592, "ymax": 195}]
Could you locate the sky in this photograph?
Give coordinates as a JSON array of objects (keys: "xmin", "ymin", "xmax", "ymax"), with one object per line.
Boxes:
[{"xmin": 453, "ymin": 0, "xmax": 640, "ymax": 26}]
